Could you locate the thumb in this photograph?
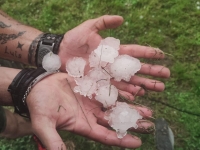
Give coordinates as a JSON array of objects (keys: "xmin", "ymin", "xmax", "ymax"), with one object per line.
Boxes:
[
  {"xmin": 31, "ymin": 117, "xmax": 66, "ymax": 150},
  {"xmin": 90, "ymin": 15, "xmax": 124, "ymax": 31}
]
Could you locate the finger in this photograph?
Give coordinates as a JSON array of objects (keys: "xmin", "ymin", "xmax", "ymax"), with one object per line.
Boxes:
[
  {"xmin": 131, "ymin": 119, "xmax": 155, "ymax": 134},
  {"xmin": 129, "ymin": 75, "xmax": 165, "ymax": 92},
  {"xmin": 118, "ymin": 90, "xmax": 136, "ymax": 101},
  {"xmin": 90, "ymin": 15, "xmax": 124, "ymax": 31},
  {"xmin": 97, "ymin": 117, "xmax": 155, "ymax": 134},
  {"xmin": 133, "ymin": 106, "xmax": 153, "ymax": 118},
  {"xmin": 111, "ymin": 80, "xmax": 145, "ymax": 97},
  {"xmin": 138, "ymin": 63, "xmax": 170, "ymax": 78},
  {"xmin": 96, "ymin": 105, "xmax": 153, "ymax": 133},
  {"xmin": 31, "ymin": 116, "xmax": 66, "ymax": 150},
  {"xmin": 88, "ymin": 124, "xmax": 142, "ymax": 148},
  {"xmin": 119, "ymin": 45, "xmax": 165, "ymax": 59}
]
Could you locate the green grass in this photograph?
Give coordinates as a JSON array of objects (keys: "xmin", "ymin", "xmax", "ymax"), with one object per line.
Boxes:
[{"xmin": 0, "ymin": 0, "xmax": 200, "ymax": 149}]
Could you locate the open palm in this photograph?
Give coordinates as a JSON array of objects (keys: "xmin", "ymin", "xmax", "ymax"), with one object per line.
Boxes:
[
  {"xmin": 27, "ymin": 72, "xmax": 154, "ymax": 150},
  {"xmin": 58, "ymin": 15, "xmax": 170, "ymax": 99}
]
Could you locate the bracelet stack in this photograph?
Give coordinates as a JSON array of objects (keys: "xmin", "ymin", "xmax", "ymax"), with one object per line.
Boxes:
[
  {"xmin": 8, "ymin": 68, "xmax": 58, "ymax": 118},
  {"xmin": 35, "ymin": 33, "xmax": 63, "ymax": 67},
  {"xmin": 8, "ymin": 33, "xmax": 63, "ymax": 118}
]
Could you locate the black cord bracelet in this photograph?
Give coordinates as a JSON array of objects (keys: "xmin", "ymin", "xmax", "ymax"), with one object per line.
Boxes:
[
  {"xmin": 35, "ymin": 33, "xmax": 64, "ymax": 67},
  {"xmin": 8, "ymin": 68, "xmax": 46, "ymax": 118}
]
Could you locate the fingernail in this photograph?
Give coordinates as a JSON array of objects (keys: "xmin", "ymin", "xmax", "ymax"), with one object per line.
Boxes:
[
  {"xmin": 136, "ymin": 106, "xmax": 153, "ymax": 118},
  {"xmin": 137, "ymin": 120, "xmax": 155, "ymax": 133},
  {"xmin": 131, "ymin": 135, "xmax": 140, "ymax": 140},
  {"xmin": 148, "ymin": 108, "xmax": 154, "ymax": 115}
]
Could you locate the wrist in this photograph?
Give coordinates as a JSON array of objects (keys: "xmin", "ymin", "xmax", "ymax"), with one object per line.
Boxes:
[
  {"xmin": 7, "ymin": 67, "xmax": 59, "ymax": 118},
  {"xmin": 57, "ymin": 38, "xmax": 67, "ymax": 72},
  {"xmin": 0, "ymin": 67, "xmax": 20, "ymax": 105},
  {"xmin": 35, "ymin": 33, "xmax": 64, "ymax": 67}
]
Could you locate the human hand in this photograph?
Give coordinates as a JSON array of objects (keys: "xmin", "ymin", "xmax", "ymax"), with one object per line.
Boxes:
[
  {"xmin": 58, "ymin": 15, "xmax": 170, "ymax": 99},
  {"xmin": 27, "ymin": 72, "xmax": 154, "ymax": 150}
]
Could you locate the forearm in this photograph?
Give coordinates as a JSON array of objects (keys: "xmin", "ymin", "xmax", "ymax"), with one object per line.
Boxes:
[
  {"xmin": 0, "ymin": 67, "xmax": 20, "ymax": 105},
  {"xmin": 0, "ymin": 107, "xmax": 32, "ymax": 138},
  {"xmin": 0, "ymin": 10, "xmax": 43, "ymax": 66}
]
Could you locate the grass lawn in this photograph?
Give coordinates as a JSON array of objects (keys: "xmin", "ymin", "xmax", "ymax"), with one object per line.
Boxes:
[{"xmin": 0, "ymin": 0, "xmax": 200, "ymax": 149}]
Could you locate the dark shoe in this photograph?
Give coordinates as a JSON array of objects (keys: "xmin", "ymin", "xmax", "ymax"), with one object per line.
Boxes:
[{"xmin": 155, "ymin": 118, "xmax": 174, "ymax": 150}]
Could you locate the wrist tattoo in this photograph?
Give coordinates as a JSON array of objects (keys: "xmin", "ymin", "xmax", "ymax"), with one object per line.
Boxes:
[
  {"xmin": 0, "ymin": 21, "xmax": 11, "ymax": 28},
  {"xmin": 0, "ymin": 31, "xmax": 26, "ymax": 44},
  {"xmin": 28, "ymin": 33, "xmax": 43, "ymax": 65},
  {"xmin": 4, "ymin": 46, "xmax": 22, "ymax": 59},
  {"xmin": 16, "ymin": 41, "xmax": 24, "ymax": 51}
]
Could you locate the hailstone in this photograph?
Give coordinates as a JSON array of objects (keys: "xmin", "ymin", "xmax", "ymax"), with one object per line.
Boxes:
[
  {"xmin": 108, "ymin": 55, "xmax": 141, "ymax": 81},
  {"xmin": 100, "ymin": 37, "xmax": 120, "ymax": 50},
  {"xmin": 42, "ymin": 52, "xmax": 61, "ymax": 72},
  {"xmin": 105, "ymin": 102, "xmax": 143, "ymax": 138},
  {"xmin": 95, "ymin": 84, "xmax": 118, "ymax": 108},
  {"xmin": 66, "ymin": 57, "xmax": 86, "ymax": 77},
  {"xmin": 94, "ymin": 45, "xmax": 118, "ymax": 63},
  {"xmin": 74, "ymin": 75, "xmax": 97, "ymax": 99},
  {"xmin": 88, "ymin": 68, "xmax": 111, "ymax": 87},
  {"xmin": 88, "ymin": 51, "xmax": 107, "ymax": 68}
]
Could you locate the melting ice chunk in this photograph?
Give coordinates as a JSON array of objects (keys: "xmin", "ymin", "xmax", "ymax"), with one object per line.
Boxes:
[
  {"xmin": 74, "ymin": 76, "xmax": 97, "ymax": 98},
  {"xmin": 105, "ymin": 102, "xmax": 143, "ymax": 138},
  {"xmin": 42, "ymin": 52, "xmax": 61, "ymax": 72},
  {"xmin": 100, "ymin": 37, "xmax": 120, "ymax": 51},
  {"xmin": 89, "ymin": 51, "xmax": 107, "ymax": 68},
  {"xmin": 66, "ymin": 57, "xmax": 86, "ymax": 77},
  {"xmin": 95, "ymin": 84, "xmax": 118, "ymax": 108},
  {"xmin": 88, "ymin": 68, "xmax": 111, "ymax": 87},
  {"xmin": 109, "ymin": 55, "xmax": 141, "ymax": 81},
  {"xmin": 94, "ymin": 45, "xmax": 119, "ymax": 63}
]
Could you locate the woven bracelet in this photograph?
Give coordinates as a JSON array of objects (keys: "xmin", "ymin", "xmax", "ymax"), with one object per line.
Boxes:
[{"xmin": 8, "ymin": 68, "xmax": 58, "ymax": 118}]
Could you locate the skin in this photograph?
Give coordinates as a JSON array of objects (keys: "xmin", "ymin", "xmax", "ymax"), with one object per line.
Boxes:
[
  {"xmin": 0, "ymin": 108, "xmax": 32, "ymax": 139},
  {"xmin": 0, "ymin": 11, "xmax": 170, "ymax": 150},
  {"xmin": 0, "ymin": 10, "xmax": 42, "ymax": 65},
  {"xmin": 58, "ymin": 15, "xmax": 170, "ymax": 99},
  {"xmin": 27, "ymin": 71, "xmax": 154, "ymax": 150},
  {"xmin": 0, "ymin": 66, "xmax": 155, "ymax": 149}
]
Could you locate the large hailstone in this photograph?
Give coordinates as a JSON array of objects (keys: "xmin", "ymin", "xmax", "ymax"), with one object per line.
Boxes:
[
  {"xmin": 88, "ymin": 68, "xmax": 111, "ymax": 87},
  {"xmin": 74, "ymin": 76, "xmax": 97, "ymax": 99},
  {"xmin": 94, "ymin": 45, "xmax": 119, "ymax": 63},
  {"xmin": 105, "ymin": 102, "xmax": 143, "ymax": 138},
  {"xmin": 66, "ymin": 57, "xmax": 86, "ymax": 77},
  {"xmin": 88, "ymin": 51, "xmax": 107, "ymax": 68},
  {"xmin": 89, "ymin": 37, "xmax": 120, "ymax": 66},
  {"xmin": 108, "ymin": 55, "xmax": 141, "ymax": 82},
  {"xmin": 100, "ymin": 37, "xmax": 120, "ymax": 50},
  {"xmin": 42, "ymin": 52, "xmax": 61, "ymax": 72},
  {"xmin": 95, "ymin": 84, "xmax": 118, "ymax": 108}
]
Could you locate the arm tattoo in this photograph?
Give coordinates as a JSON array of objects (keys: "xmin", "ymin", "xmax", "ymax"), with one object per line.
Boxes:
[
  {"xmin": 0, "ymin": 21, "xmax": 11, "ymax": 28},
  {"xmin": 28, "ymin": 33, "xmax": 43, "ymax": 65},
  {"xmin": 16, "ymin": 41, "xmax": 24, "ymax": 51},
  {"xmin": 4, "ymin": 46, "xmax": 22, "ymax": 59},
  {"xmin": 0, "ymin": 31, "xmax": 26, "ymax": 44}
]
